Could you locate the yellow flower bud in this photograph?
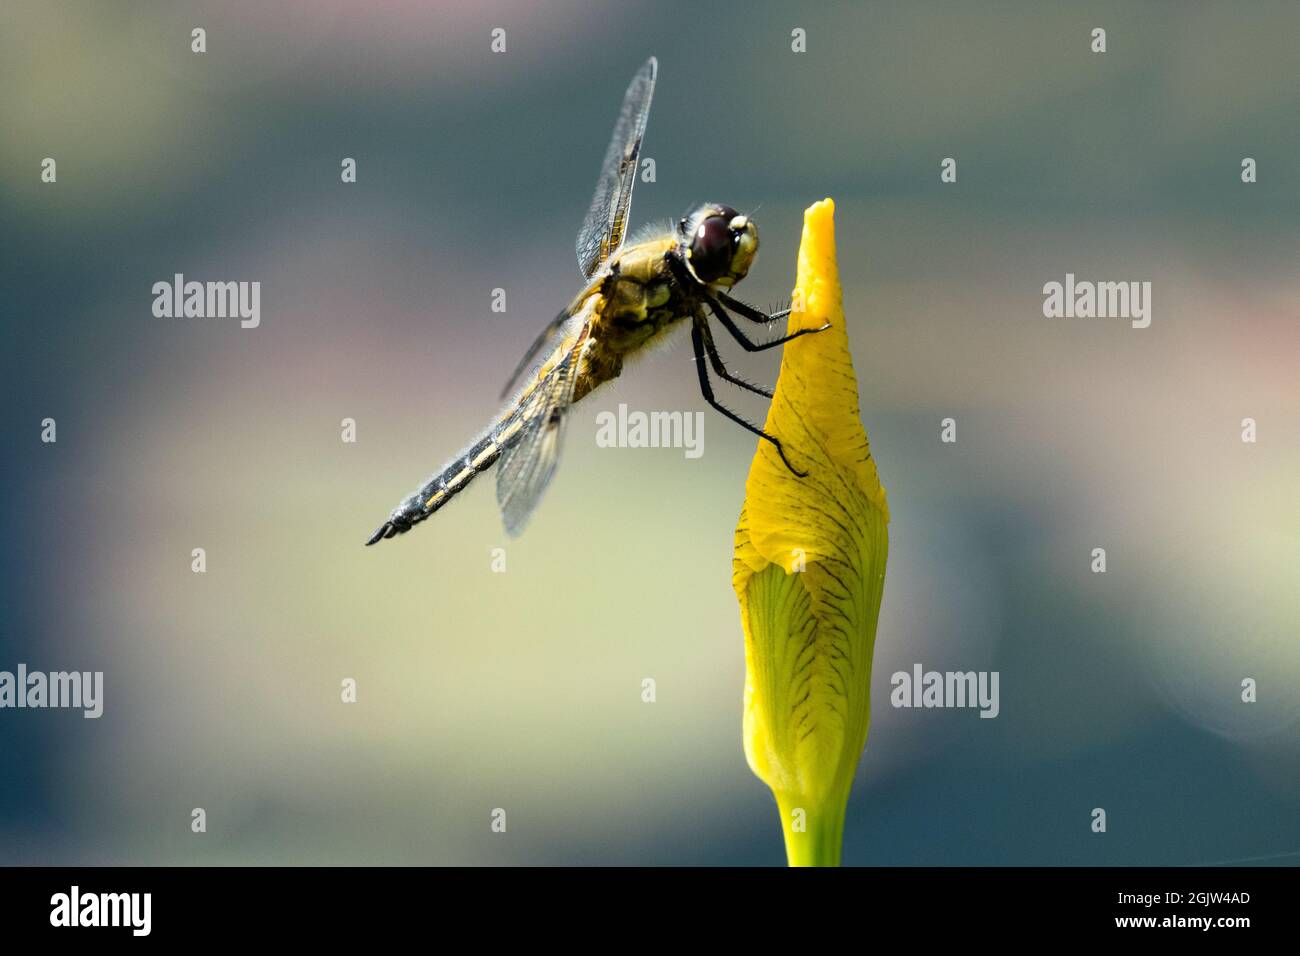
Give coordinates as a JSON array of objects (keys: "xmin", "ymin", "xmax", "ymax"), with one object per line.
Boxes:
[{"xmin": 733, "ymin": 198, "xmax": 889, "ymax": 866}]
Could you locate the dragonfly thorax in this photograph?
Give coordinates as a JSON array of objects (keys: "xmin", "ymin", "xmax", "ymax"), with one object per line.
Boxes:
[{"xmin": 679, "ymin": 203, "xmax": 758, "ymax": 289}]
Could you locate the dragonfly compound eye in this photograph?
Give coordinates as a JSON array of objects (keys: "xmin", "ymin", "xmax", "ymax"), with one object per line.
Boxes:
[{"xmin": 688, "ymin": 215, "xmax": 735, "ymax": 283}]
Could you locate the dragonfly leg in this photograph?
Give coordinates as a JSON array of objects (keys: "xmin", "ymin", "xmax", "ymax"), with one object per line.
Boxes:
[
  {"xmin": 691, "ymin": 319, "xmax": 806, "ymax": 477},
  {"xmin": 696, "ymin": 319, "xmax": 773, "ymax": 399},
  {"xmin": 718, "ymin": 292, "xmax": 790, "ymax": 324},
  {"xmin": 707, "ymin": 294, "xmax": 829, "ymax": 352}
]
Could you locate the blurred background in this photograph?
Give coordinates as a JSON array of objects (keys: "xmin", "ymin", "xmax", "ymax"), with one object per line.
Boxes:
[{"xmin": 2, "ymin": 0, "xmax": 1298, "ymax": 865}]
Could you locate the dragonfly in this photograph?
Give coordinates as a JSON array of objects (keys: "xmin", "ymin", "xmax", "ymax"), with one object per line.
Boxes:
[{"xmin": 366, "ymin": 57, "xmax": 825, "ymax": 546}]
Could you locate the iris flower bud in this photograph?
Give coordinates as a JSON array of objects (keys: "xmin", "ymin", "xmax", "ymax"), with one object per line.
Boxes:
[{"xmin": 733, "ymin": 199, "xmax": 889, "ymax": 866}]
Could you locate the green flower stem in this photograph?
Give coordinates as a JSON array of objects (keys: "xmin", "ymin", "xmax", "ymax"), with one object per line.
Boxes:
[{"xmin": 775, "ymin": 785, "xmax": 851, "ymax": 867}]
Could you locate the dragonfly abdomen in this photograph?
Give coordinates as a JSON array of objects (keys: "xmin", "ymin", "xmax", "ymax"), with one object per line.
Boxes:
[
  {"xmin": 365, "ymin": 321, "xmax": 587, "ymax": 547},
  {"xmin": 365, "ymin": 427, "xmax": 510, "ymax": 545}
]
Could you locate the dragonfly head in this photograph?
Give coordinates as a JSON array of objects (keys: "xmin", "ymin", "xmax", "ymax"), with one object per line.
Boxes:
[{"xmin": 680, "ymin": 204, "xmax": 758, "ymax": 289}]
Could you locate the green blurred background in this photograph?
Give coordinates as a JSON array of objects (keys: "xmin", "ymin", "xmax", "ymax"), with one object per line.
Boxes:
[{"xmin": 2, "ymin": 0, "xmax": 1298, "ymax": 865}]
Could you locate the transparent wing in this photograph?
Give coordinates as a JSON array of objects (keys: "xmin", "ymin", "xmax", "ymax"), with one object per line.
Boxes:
[
  {"xmin": 498, "ymin": 274, "xmax": 600, "ymax": 399},
  {"xmin": 495, "ymin": 312, "xmax": 594, "ymax": 536},
  {"xmin": 575, "ymin": 57, "xmax": 657, "ymax": 279},
  {"xmin": 498, "ymin": 308, "xmax": 569, "ymax": 399}
]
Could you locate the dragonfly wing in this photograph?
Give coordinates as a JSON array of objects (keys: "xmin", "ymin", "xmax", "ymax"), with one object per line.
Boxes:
[
  {"xmin": 499, "ymin": 307, "xmax": 569, "ymax": 399},
  {"xmin": 495, "ymin": 313, "xmax": 594, "ymax": 537},
  {"xmin": 575, "ymin": 57, "xmax": 657, "ymax": 279},
  {"xmin": 499, "ymin": 274, "xmax": 601, "ymax": 399}
]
